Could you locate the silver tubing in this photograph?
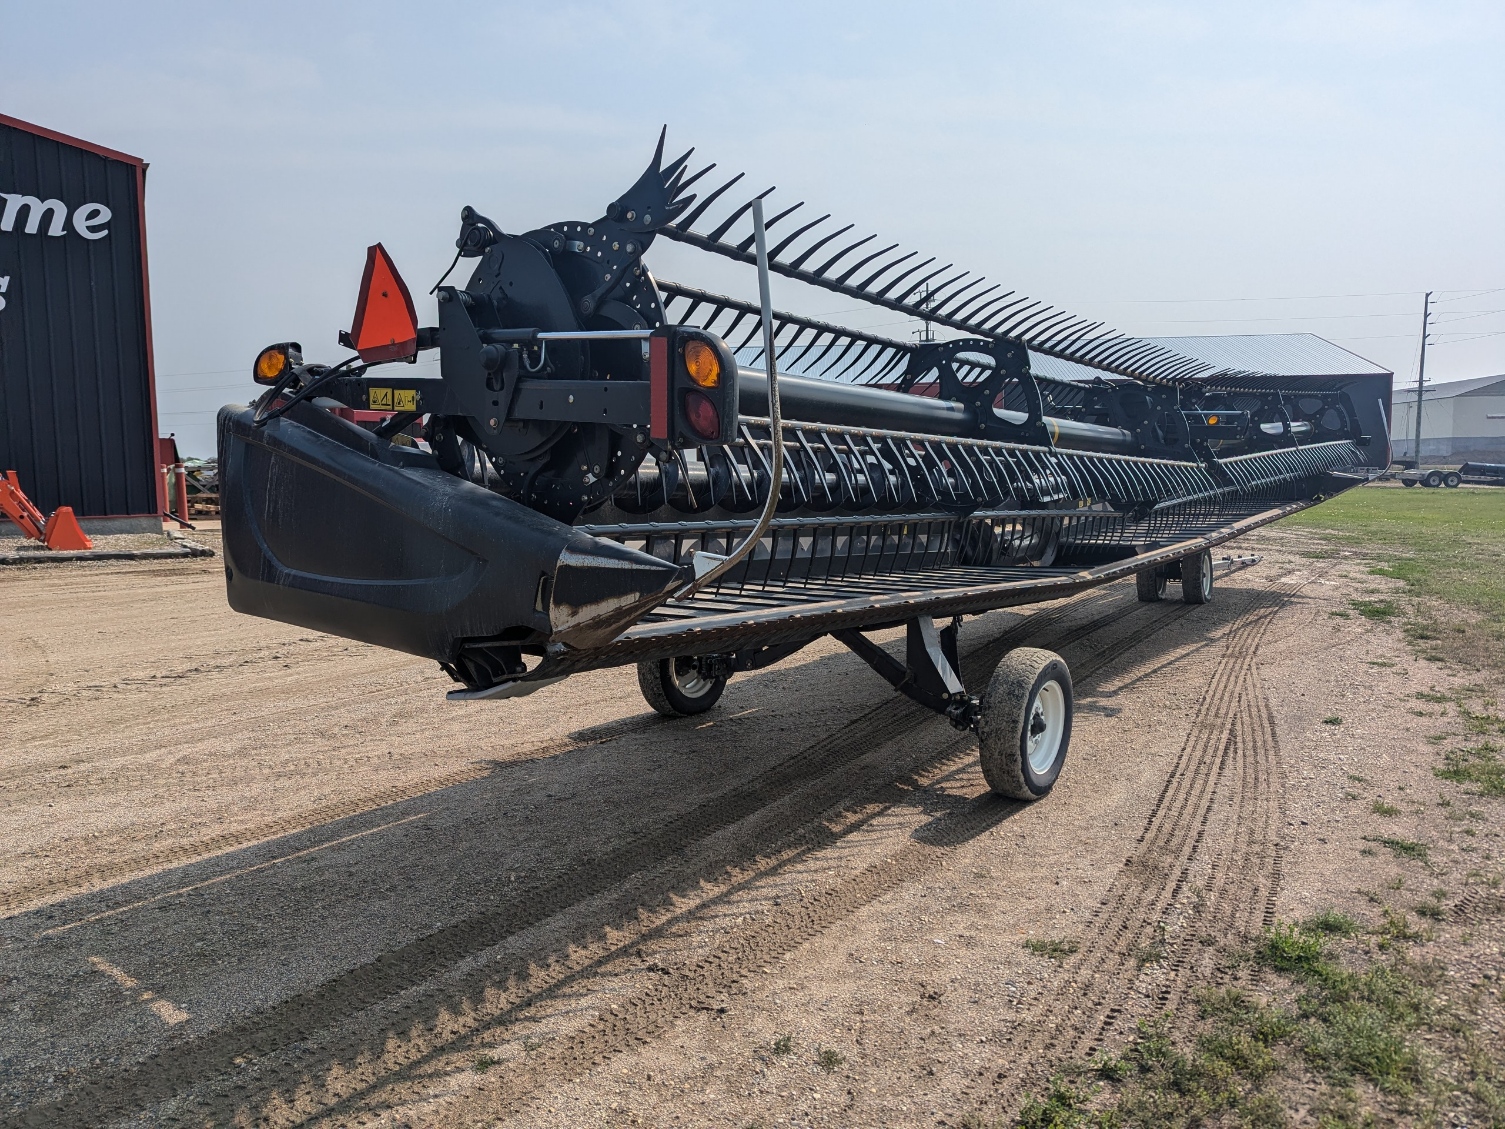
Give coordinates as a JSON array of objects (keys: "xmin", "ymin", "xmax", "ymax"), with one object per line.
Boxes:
[
  {"xmin": 675, "ymin": 198, "xmax": 786, "ymax": 598},
  {"xmin": 535, "ymin": 329, "xmax": 654, "ymax": 340}
]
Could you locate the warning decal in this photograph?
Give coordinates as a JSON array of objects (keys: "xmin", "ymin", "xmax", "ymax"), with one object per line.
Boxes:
[{"xmin": 368, "ymin": 387, "xmax": 392, "ymax": 410}]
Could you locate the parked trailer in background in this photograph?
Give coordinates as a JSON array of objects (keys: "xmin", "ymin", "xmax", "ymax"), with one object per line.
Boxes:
[
  {"xmin": 218, "ymin": 133, "xmax": 1388, "ymax": 802},
  {"xmin": 1399, "ymin": 462, "xmax": 1505, "ymax": 487}
]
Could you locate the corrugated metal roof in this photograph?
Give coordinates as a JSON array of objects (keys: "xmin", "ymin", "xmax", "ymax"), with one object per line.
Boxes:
[
  {"xmin": 1392, "ymin": 373, "xmax": 1505, "ymax": 402},
  {"xmin": 1030, "ymin": 332, "xmax": 1391, "ymax": 383}
]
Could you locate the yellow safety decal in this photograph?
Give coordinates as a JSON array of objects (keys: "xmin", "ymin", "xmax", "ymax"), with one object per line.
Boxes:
[
  {"xmin": 369, "ymin": 387, "xmax": 393, "ymax": 410},
  {"xmin": 393, "ymin": 389, "xmax": 418, "ymax": 412}
]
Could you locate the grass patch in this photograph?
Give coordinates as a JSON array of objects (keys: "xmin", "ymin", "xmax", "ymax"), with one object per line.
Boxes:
[
  {"xmin": 1285, "ymin": 485, "xmax": 1505, "ymax": 669},
  {"xmin": 1324, "ymin": 715, "xmax": 1344, "ymax": 725},
  {"xmin": 1363, "ymin": 836, "xmax": 1429, "ymax": 863},
  {"xmin": 1371, "ymin": 800, "xmax": 1400, "ymax": 816},
  {"xmin": 1024, "ymin": 937, "xmax": 1080, "ymax": 961},
  {"xmin": 1350, "ymin": 598, "xmax": 1398, "ymax": 619},
  {"xmin": 1006, "ymin": 912, "xmax": 1494, "ymax": 1127},
  {"xmin": 1435, "ymin": 742, "xmax": 1505, "ymax": 797},
  {"xmin": 771, "ymin": 1033, "xmax": 793, "ymax": 1056},
  {"xmin": 1304, "ymin": 909, "xmax": 1363, "ymax": 936},
  {"xmin": 472, "ymin": 1053, "xmax": 497, "ymax": 1073},
  {"xmin": 815, "ymin": 1047, "xmax": 845, "ymax": 1073}
]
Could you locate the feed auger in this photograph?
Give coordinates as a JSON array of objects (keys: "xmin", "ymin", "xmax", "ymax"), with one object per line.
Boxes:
[{"xmin": 220, "ymin": 131, "xmax": 1388, "ymax": 799}]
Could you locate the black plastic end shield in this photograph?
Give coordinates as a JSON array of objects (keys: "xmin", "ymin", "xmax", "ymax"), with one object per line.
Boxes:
[{"xmin": 217, "ymin": 404, "xmax": 682, "ymax": 662}]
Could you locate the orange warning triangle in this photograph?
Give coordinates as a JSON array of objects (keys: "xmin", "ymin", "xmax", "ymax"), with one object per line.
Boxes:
[
  {"xmin": 349, "ymin": 243, "xmax": 419, "ymax": 363},
  {"xmin": 43, "ymin": 506, "xmax": 94, "ymax": 550}
]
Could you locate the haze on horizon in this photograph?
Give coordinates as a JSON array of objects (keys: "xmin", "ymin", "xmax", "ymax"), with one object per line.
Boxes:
[{"xmin": 2, "ymin": 0, "xmax": 1501, "ymax": 455}]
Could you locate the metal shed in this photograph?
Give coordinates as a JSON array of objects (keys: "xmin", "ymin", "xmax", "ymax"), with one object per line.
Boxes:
[
  {"xmin": 0, "ymin": 113, "xmax": 161, "ymax": 531},
  {"xmin": 1390, "ymin": 373, "xmax": 1505, "ymax": 464}
]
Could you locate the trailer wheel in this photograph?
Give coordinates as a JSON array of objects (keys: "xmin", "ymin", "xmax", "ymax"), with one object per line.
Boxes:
[
  {"xmin": 1135, "ymin": 568, "xmax": 1168, "ymax": 602},
  {"xmin": 1181, "ymin": 548, "xmax": 1214, "ymax": 605},
  {"xmin": 978, "ymin": 648, "xmax": 1072, "ymax": 800},
  {"xmin": 1402, "ymin": 478, "xmax": 1416, "ymax": 487},
  {"xmin": 1425, "ymin": 470, "xmax": 1444, "ymax": 488},
  {"xmin": 1444, "ymin": 472, "xmax": 1462, "ymax": 488},
  {"xmin": 638, "ymin": 656, "xmax": 727, "ymax": 717}
]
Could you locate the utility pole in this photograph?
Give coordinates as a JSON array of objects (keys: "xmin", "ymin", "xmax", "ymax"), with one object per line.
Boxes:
[
  {"xmin": 1412, "ymin": 291, "xmax": 1431, "ymax": 469},
  {"xmin": 913, "ymin": 285, "xmax": 935, "ymax": 344}
]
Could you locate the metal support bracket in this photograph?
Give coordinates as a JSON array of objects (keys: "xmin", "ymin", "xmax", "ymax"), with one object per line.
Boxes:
[{"xmin": 834, "ymin": 615, "xmax": 979, "ymax": 730}]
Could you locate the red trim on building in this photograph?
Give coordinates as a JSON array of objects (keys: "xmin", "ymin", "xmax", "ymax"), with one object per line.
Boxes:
[
  {"xmin": 136, "ymin": 162, "xmax": 166, "ymax": 517},
  {"xmin": 0, "ymin": 112, "xmax": 145, "ymax": 167}
]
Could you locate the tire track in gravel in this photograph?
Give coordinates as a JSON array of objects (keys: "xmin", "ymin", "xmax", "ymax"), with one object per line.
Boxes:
[
  {"xmin": 0, "ymin": 593, "xmax": 1112, "ymax": 920},
  {"xmin": 264, "ymin": 594, "xmax": 1195, "ymax": 1127},
  {"xmin": 959, "ymin": 570, "xmax": 1315, "ymax": 1117},
  {"xmin": 10, "ymin": 590, "xmax": 1138, "ymax": 1128},
  {"xmin": 287, "ymin": 595, "xmax": 1208, "ymax": 1127},
  {"xmin": 290, "ymin": 597, "xmax": 1207, "ymax": 1127},
  {"xmin": 447, "ymin": 594, "xmax": 1213, "ymax": 1125}
]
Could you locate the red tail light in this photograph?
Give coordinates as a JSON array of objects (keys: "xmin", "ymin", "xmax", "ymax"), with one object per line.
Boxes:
[{"xmin": 682, "ymin": 390, "xmax": 721, "ymax": 440}]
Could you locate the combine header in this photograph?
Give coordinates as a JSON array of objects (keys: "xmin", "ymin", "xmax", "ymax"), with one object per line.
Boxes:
[{"xmin": 220, "ymin": 133, "xmax": 1388, "ymax": 799}]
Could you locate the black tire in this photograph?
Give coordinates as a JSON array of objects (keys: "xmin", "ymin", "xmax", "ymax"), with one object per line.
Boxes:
[
  {"xmin": 1425, "ymin": 470, "xmax": 1444, "ymax": 488},
  {"xmin": 1402, "ymin": 478, "xmax": 1417, "ymax": 487},
  {"xmin": 1444, "ymin": 472, "xmax": 1462, "ymax": 488},
  {"xmin": 1135, "ymin": 568, "xmax": 1168, "ymax": 603},
  {"xmin": 977, "ymin": 647, "xmax": 1072, "ymax": 801},
  {"xmin": 1181, "ymin": 548, "xmax": 1214, "ymax": 605},
  {"xmin": 637, "ymin": 656, "xmax": 727, "ymax": 717}
]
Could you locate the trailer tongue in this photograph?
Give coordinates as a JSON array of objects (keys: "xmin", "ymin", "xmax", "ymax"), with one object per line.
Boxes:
[{"xmin": 219, "ymin": 132, "xmax": 1388, "ymax": 800}]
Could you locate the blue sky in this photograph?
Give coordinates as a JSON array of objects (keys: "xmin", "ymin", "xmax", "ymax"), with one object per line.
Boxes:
[{"xmin": 3, "ymin": 0, "xmax": 1502, "ymax": 454}]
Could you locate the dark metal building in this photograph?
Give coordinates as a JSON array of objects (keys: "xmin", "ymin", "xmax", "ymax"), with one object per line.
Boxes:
[{"xmin": 0, "ymin": 113, "xmax": 161, "ymax": 529}]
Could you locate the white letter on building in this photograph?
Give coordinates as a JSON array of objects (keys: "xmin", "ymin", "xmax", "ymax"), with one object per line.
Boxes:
[
  {"xmin": 0, "ymin": 194, "xmax": 69, "ymax": 236},
  {"xmin": 0, "ymin": 275, "xmax": 8, "ymax": 312},
  {"xmin": 73, "ymin": 202, "xmax": 112, "ymax": 240}
]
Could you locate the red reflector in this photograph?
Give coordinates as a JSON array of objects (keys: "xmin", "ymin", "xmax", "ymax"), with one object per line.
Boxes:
[
  {"xmin": 683, "ymin": 390, "xmax": 720, "ymax": 440},
  {"xmin": 649, "ymin": 336, "xmax": 669, "ymax": 440},
  {"xmin": 349, "ymin": 243, "xmax": 419, "ymax": 363}
]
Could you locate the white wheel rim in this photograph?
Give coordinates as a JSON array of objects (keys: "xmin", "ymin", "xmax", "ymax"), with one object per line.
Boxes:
[
  {"xmin": 1026, "ymin": 679, "xmax": 1066, "ymax": 775},
  {"xmin": 670, "ymin": 658, "xmax": 714, "ymax": 699},
  {"xmin": 1202, "ymin": 557, "xmax": 1213, "ymax": 599}
]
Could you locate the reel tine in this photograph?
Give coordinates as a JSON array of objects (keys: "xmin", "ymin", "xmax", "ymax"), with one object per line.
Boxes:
[
  {"xmin": 990, "ymin": 300, "xmax": 1044, "ymax": 336},
  {"xmin": 896, "ymin": 267, "xmax": 966, "ymax": 304},
  {"xmin": 947, "ymin": 283, "xmax": 1001, "ymax": 322},
  {"xmin": 854, "ymin": 251, "xmax": 920, "ymax": 292},
  {"xmin": 787, "ymin": 223, "xmax": 852, "ymax": 269},
  {"xmin": 963, "ymin": 291, "xmax": 1016, "ymax": 324},
  {"xmin": 814, "ymin": 233, "xmax": 876, "ymax": 278},
  {"xmin": 925, "ymin": 276, "xmax": 986, "ymax": 315},
  {"xmin": 877, "ymin": 259, "xmax": 945, "ymax": 300},
  {"xmin": 678, "ymin": 162, "xmax": 717, "ymax": 193},
  {"xmin": 678, "ymin": 172, "xmax": 745, "ymax": 230},
  {"xmin": 736, "ymin": 201, "xmax": 804, "ymax": 253},
  {"xmin": 770, "ymin": 213, "xmax": 831, "ymax": 261},
  {"xmin": 663, "ymin": 145, "xmax": 695, "ymax": 182},
  {"xmin": 707, "ymin": 186, "xmax": 776, "ymax": 243},
  {"xmin": 834, "ymin": 243, "xmax": 899, "ymax": 285}
]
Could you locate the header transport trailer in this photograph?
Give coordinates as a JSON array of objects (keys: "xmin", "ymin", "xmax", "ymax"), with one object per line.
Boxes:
[{"xmin": 219, "ymin": 134, "xmax": 1389, "ymax": 801}]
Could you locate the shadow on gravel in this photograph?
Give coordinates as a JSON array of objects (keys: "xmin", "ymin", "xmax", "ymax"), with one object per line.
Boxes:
[{"xmin": 2, "ymin": 579, "xmax": 1260, "ymax": 1128}]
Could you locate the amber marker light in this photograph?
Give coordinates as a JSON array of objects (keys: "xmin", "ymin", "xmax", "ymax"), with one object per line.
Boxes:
[
  {"xmin": 1206, "ymin": 414, "xmax": 1219, "ymax": 426},
  {"xmin": 254, "ymin": 347, "xmax": 287, "ymax": 385},
  {"xmin": 252, "ymin": 342, "xmax": 304, "ymax": 386},
  {"xmin": 683, "ymin": 339, "xmax": 721, "ymax": 388}
]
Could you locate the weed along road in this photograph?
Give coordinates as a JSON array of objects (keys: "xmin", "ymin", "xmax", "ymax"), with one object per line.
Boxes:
[{"xmin": 2, "ymin": 499, "xmax": 1504, "ymax": 1126}]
